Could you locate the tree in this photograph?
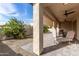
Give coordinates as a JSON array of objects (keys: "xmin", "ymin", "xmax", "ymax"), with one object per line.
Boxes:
[{"xmin": 2, "ymin": 17, "xmax": 26, "ymax": 39}]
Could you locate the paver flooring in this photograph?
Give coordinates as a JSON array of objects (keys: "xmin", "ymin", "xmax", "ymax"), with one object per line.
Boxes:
[{"xmin": 0, "ymin": 33, "xmax": 79, "ymax": 56}]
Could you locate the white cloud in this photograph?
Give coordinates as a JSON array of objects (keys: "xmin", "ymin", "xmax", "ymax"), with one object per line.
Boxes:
[
  {"xmin": 0, "ymin": 15, "xmax": 4, "ymax": 20},
  {"xmin": 24, "ymin": 19, "xmax": 32, "ymax": 22},
  {"xmin": 29, "ymin": 23, "xmax": 33, "ymax": 26},
  {"xmin": 0, "ymin": 22, "xmax": 6, "ymax": 25},
  {"xmin": 0, "ymin": 3, "xmax": 19, "ymax": 17},
  {"xmin": 0, "ymin": 15, "xmax": 8, "ymax": 25},
  {"xmin": 23, "ymin": 19, "xmax": 33, "ymax": 26}
]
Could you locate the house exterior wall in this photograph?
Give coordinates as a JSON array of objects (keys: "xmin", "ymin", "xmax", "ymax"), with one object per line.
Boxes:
[
  {"xmin": 60, "ymin": 21, "xmax": 72, "ymax": 32},
  {"xmin": 73, "ymin": 21, "xmax": 77, "ymax": 36},
  {"xmin": 60, "ymin": 21, "xmax": 76, "ymax": 33},
  {"xmin": 43, "ymin": 15, "xmax": 53, "ymax": 27},
  {"xmin": 77, "ymin": 18, "xmax": 79, "ymax": 40}
]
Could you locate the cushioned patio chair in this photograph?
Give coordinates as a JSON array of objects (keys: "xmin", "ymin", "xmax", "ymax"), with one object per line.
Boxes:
[{"xmin": 56, "ymin": 31, "xmax": 75, "ymax": 43}]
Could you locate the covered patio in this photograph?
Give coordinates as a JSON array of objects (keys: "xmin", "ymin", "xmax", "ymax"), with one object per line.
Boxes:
[{"xmin": 21, "ymin": 3, "xmax": 79, "ymax": 56}]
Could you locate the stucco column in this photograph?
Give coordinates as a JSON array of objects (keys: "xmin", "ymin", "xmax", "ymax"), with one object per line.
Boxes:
[
  {"xmin": 56, "ymin": 24, "xmax": 59, "ymax": 37},
  {"xmin": 77, "ymin": 18, "xmax": 79, "ymax": 40},
  {"xmin": 33, "ymin": 3, "xmax": 43, "ymax": 55}
]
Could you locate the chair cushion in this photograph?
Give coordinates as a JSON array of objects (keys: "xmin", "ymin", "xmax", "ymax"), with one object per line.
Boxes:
[{"xmin": 66, "ymin": 31, "xmax": 75, "ymax": 39}]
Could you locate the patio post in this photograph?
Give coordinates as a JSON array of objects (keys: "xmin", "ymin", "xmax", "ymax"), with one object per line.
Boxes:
[
  {"xmin": 77, "ymin": 18, "xmax": 79, "ymax": 40},
  {"xmin": 33, "ymin": 3, "xmax": 43, "ymax": 55}
]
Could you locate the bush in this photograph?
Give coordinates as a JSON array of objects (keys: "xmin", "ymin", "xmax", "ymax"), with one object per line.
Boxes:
[
  {"xmin": 2, "ymin": 17, "xmax": 26, "ymax": 39},
  {"xmin": 43, "ymin": 25, "xmax": 49, "ymax": 33}
]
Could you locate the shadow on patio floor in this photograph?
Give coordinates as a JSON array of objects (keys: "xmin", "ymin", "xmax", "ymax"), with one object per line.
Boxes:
[
  {"xmin": 42, "ymin": 39, "xmax": 79, "ymax": 55},
  {"xmin": 0, "ymin": 41, "xmax": 22, "ymax": 56},
  {"xmin": 42, "ymin": 42, "xmax": 69, "ymax": 54}
]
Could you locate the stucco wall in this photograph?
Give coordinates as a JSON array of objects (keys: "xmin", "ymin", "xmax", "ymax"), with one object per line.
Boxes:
[
  {"xmin": 60, "ymin": 21, "xmax": 72, "ymax": 32},
  {"xmin": 77, "ymin": 18, "xmax": 79, "ymax": 40},
  {"xmin": 60, "ymin": 21, "xmax": 76, "ymax": 33},
  {"xmin": 43, "ymin": 15, "xmax": 53, "ymax": 27}
]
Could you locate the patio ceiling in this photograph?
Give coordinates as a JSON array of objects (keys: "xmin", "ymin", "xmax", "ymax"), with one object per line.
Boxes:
[{"xmin": 43, "ymin": 3, "xmax": 79, "ymax": 22}]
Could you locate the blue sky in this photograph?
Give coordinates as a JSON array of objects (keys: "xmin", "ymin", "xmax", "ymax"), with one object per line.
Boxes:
[{"xmin": 0, "ymin": 3, "xmax": 33, "ymax": 25}]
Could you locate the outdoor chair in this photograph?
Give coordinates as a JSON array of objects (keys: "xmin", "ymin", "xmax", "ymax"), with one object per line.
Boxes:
[{"xmin": 56, "ymin": 31, "xmax": 75, "ymax": 44}]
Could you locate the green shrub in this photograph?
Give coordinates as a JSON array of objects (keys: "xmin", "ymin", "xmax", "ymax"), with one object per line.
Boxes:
[
  {"xmin": 2, "ymin": 17, "xmax": 26, "ymax": 39},
  {"xmin": 43, "ymin": 25, "xmax": 49, "ymax": 33}
]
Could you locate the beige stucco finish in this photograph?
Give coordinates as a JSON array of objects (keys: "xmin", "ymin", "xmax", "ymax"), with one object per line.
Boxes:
[
  {"xmin": 77, "ymin": 18, "xmax": 79, "ymax": 40},
  {"xmin": 43, "ymin": 15, "xmax": 53, "ymax": 27},
  {"xmin": 33, "ymin": 3, "xmax": 43, "ymax": 55}
]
